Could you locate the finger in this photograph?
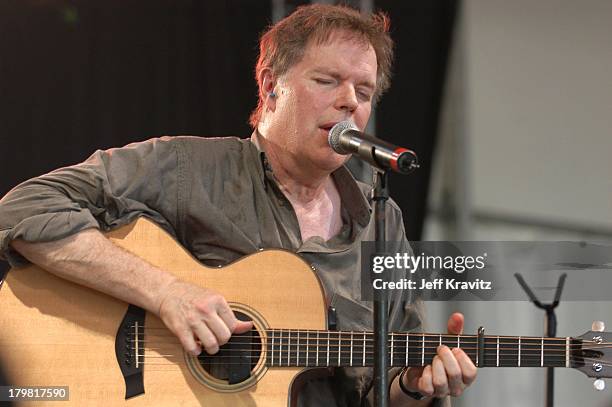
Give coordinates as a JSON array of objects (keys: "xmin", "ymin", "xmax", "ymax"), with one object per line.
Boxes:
[
  {"xmin": 437, "ymin": 345, "xmax": 463, "ymax": 396},
  {"xmin": 403, "ymin": 366, "xmax": 425, "ymax": 391},
  {"xmin": 217, "ymin": 302, "xmax": 253, "ymax": 334},
  {"xmin": 176, "ymin": 326, "xmax": 202, "ymax": 356},
  {"xmin": 431, "ymin": 355, "xmax": 449, "ymax": 397},
  {"xmin": 203, "ymin": 313, "xmax": 233, "ymax": 346},
  {"xmin": 452, "ymin": 348, "xmax": 478, "ymax": 386},
  {"xmin": 234, "ymin": 319, "xmax": 254, "ymax": 333},
  {"xmin": 447, "ymin": 312, "xmax": 464, "ymax": 335},
  {"xmin": 417, "ymin": 365, "xmax": 434, "ymax": 397},
  {"xmin": 192, "ymin": 322, "xmax": 220, "ymax": 355}
]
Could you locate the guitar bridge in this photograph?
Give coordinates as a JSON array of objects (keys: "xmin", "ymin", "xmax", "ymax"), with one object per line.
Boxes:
[{"xmin": 115, "ymin": 304, "xmax": 145, "ymax": 399}]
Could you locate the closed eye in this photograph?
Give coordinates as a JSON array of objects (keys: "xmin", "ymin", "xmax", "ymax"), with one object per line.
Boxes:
[{"xmin": 357, "ymin": 90, "xmax": 372, "ymax": 101}]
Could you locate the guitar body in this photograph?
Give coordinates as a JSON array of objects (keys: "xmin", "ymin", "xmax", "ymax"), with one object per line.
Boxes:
[{"xmin": 0, "ymin": 218, "xmax": 328, "ymax": 406}]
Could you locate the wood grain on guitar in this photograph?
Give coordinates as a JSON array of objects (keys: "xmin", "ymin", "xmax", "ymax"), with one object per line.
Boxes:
[{"xmin": 0, "ymin": 218, "xmax": 610, "ymax": 406}]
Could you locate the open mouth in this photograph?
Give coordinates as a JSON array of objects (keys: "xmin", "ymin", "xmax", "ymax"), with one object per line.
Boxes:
[{"xmin": 319, "ymin": 122, "xmax": 338, "ymax": 133}]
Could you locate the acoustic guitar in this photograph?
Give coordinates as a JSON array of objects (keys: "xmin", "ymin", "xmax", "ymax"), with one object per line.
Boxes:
[{"xmin": 0, "ymin": 218, "xmax": 609, "ymax": 405}]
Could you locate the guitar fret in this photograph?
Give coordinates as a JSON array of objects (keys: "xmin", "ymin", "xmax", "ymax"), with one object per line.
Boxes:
[
  {"xmin": 540, "ymin": 337, "xmax": 544, "ymax": 367},
  {"xmin": 405, "ymin": 333, "xmax": 409, "ymax": 367},
  {"xmin": 306, "ymin": 331, "xmax": 309, "ymax": 367},
  {"xmin": 496, "ymin": 336, "xmax": 499, "ymax": 367},
  {"xmin": 337, "ymin": 332, "xmax": 341, "ymax": 366},
  {"xmin": 287, "ymin": 330, "xmax": 291, "ymax": 366},
  {"xmin": 276, "ymin": 329, "xmax": 280, "ymax": 367},
  {"xmin": 518, "ymin": 336, "xmax": 521, "ymax": 367},
  {"xmin": 421, "ymin": 334, "xmax": 425, "ymax": 366},
  {"xmin": 439, "ymin": 334, "xmax": 442, "ymax": 347},
  {"xmin": 458, "ymin": 335, "xmax": 460, "ymax": 348},
  {"xmin": 363, "ymin": 332, "xmax": 366, "ymax": 366},
  {"xmin": 278, "ymin": 330, "xmax": 281, "ymax": 366},
  {"xmin": 326, "ymin": 332, "xmax": 330, "ymax": 367},
  {"xmin": 282, "ymin": 329, "xmax": 286, "ymax": 367},
  {"xmin": 280, "ymin": 329, "xmax": 284, "ymax": 367},
  {"xmin": 297, "ymin": 331, "xmax": 300, "ymax": 366},
  {"xmin": 391, "ymin": 333, "xmax": 394, "ymax": 365},
  {"xmin": 271, "ymin": 330, "xmax": 275, "ymax": 367},
  {"xmin": 350, "ymin": 331, "xmax": 354, "ymax": 367},
  {"xmin": 565, "ymin": 337, "xmax": 570, "ymax": 368},
  {"xmin": 316, "ymin": 331, "xmax": 320, "ymax": 366}
]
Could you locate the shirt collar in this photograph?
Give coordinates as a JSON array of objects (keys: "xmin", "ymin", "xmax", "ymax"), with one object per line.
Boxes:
[{"xmin": 248, "ymin": 130, "xmax": 269, "ymax": 187}]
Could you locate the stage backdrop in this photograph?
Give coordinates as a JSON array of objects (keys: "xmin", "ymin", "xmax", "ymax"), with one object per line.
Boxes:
[{"xmin": 0, "ymin": 0, "xmax": 456, "ymax": 241}]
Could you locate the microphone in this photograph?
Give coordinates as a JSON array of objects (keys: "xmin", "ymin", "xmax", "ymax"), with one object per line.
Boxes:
[{"xmin": 328, "ymin": 121, "xmax": 419, "ymax": 174}]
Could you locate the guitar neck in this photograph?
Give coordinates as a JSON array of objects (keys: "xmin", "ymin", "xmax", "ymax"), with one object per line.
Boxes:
[{"xmin": 264, "ymin": 329, "xmax": 580, "ymax": 369}]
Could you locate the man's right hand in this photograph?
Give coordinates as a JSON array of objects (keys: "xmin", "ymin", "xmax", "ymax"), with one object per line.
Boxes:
[{"xmin": 158, "ymin": 280, "xmax": 253, "ymax": 356}]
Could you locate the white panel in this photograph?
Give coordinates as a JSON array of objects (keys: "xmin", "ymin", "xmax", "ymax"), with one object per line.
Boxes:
[{"xmin": 466, "ymin": 0, "xmax": 612, "ymax": 230}]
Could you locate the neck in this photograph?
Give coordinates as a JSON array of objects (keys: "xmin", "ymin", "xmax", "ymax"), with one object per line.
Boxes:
[
  {"xmin": 264, "ymin": 329, "xmax": 581, "ymax": 370},
  {"xmin": 255, "ymin": 129, "xmax": 332, "ymax": 204}
]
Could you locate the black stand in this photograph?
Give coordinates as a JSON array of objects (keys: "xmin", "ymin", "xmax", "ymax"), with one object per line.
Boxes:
[
  {"xmin": 372, "ymin": 170, "xmax": 389, "ymax": 407},
  {"xmin": 514, "ymin": 273, "xmax": 566, "ymax": 407}
]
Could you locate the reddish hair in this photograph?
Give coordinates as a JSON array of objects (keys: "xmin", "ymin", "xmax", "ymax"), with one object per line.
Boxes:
[{"xmin": 249, "ymin": 3, "xmax": 394, "ymax": 128}]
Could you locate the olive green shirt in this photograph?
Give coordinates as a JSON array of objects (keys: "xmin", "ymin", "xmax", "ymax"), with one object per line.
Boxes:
[{"xmin": 0, "ymin": 135, "xmax": 447, "ymax": 407}]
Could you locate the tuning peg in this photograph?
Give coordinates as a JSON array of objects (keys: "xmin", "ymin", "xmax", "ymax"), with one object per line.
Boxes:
[
  {"xmin": 593, "ymin": 379, "xmax": 605, "ymax": 391},
  {"xmin": 592, "ymin": 321, "xmax": 605, "ymax": 332}
]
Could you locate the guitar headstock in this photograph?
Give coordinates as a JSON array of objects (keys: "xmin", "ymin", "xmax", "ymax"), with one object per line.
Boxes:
[{"xmin": 574, "ymin": 321, "xmax": 611, "ymax": 391}]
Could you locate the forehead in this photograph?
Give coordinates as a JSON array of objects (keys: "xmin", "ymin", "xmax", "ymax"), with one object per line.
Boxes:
[
  {"xmin": 295, "ymin": 30, "xmax": 377, "ymax": 79},
  {"xmin": 309, "ymin": 29, "xmax": 373, "ymax": 53}
]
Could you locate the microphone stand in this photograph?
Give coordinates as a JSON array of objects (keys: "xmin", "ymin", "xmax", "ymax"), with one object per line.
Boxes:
[
  {"xmin": 514, "ymin": 273, "xmax": 566, "ymax": 407},
  {"xmin": 372, "ymin": 169, "xmax": 390, "ymax": 407}
]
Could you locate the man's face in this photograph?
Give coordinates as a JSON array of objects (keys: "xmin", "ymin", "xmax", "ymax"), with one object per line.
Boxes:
[{"xmin": 267, "ymin": 30, "xmax": 377, "ymax": 173}]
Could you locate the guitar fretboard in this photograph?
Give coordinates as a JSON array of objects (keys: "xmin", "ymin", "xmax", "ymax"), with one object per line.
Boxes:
[{"xmin": 265, "ymin": 330, "xmax": 577, "ymax": 369}]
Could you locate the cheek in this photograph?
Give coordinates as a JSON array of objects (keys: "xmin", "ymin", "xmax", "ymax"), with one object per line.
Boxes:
[
  {"xmin": 297, "ymin": 84, "xmax": 331, "ymax": 113},
  {"xmin": 354, "ymin": 106, "xmax": 372, "ymax": 129}
]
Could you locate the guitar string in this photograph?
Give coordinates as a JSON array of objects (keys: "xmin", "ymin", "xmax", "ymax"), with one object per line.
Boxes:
[
  {"xmin": 130, "ymin": 355, "xmax": 612, "ymax": 368},
  {"xmin": 130, "ymin": 348, "xmax": 607, "ymax": 360},
  {"xmin": 125, "ymin": 337, "xmax": 612, "ymax": 350},
  {"xmin": 134, "ymin": 355, "xmax": 612, "ymax": 367},
  {"xmin": 126, "ymin": 330, "xmax": 606, "ymax": 343},
  {"xmin": 129, "ymin": 333, "xmax": 582, "ymax": 341},
  {"xmin": 129, "ymin": 326, "xmax": 607, "ymax": 343},
  {"xmin": 127, "ymin": 331, "xmax": 610, "ymax": 347},
  {"xmin": 126, "ymin": 345, "xmax": 611, "ymax": 355},
  {"xmin": 127, "ymin": 347, "xmax": 609, "ymax": 363},
  {"xmin": 129, "ymin": 342, "xmax": 575, "ymax": 353},
  {"xmin": 135, "ymin": 353, "xmax": 573, "ymax": 361},
  {"xmin": 126, "ymin": 343, "xmax": 612, "ymax": 356}
]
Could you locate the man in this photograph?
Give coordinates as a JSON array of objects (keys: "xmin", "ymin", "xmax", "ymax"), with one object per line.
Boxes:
[{"xmin": 0, "ymin": 4, "xmax": 475, "ymax": 406}]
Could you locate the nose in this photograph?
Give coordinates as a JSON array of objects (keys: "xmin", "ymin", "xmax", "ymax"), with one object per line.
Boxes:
[{"xmin": 334, "ymin": 83, "xmax": 358, "ymax": 113}]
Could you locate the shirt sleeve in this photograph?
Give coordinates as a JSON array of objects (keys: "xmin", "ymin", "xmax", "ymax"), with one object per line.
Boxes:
[{"xmin": 0, "ymin": 137, "xmax": 182, "ymax": 267}]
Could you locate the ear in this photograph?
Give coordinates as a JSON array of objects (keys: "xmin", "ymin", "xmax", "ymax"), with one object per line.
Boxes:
[{"xmin": 258, "ymin": 67, "xmax": 277, "ymax": 111}]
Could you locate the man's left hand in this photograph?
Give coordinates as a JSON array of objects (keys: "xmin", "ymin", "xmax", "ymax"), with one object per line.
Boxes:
[{"xmin": 402, "ymin": 312, "xmax": 477, "ymax": 398}]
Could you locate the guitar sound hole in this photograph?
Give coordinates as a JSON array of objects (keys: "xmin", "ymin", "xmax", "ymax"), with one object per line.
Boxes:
[{"xmin": 197, "ymin": 311, "xmax": 262, "ymax": 384}]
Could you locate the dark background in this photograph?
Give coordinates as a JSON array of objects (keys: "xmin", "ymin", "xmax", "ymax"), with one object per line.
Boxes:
[{"xmin": 0, "ymin": 0, "xmax": 457, "ymax": 240}]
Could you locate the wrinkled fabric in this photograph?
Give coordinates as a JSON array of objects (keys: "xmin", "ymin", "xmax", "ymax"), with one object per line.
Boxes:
[{"xmin": 0, "ymin": 135, "xmax": 448, "ymax": 406}]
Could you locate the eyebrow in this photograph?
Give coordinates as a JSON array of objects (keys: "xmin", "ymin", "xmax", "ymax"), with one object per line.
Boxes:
[{"xmin": 311, "ymin": 68, "xmax": 376, "ymax": 91}]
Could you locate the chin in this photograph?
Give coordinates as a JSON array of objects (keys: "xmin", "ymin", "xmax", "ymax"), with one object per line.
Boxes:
[{"xmin": 319, "ymin": 153, "xmax": 349, "ymax": 173}]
